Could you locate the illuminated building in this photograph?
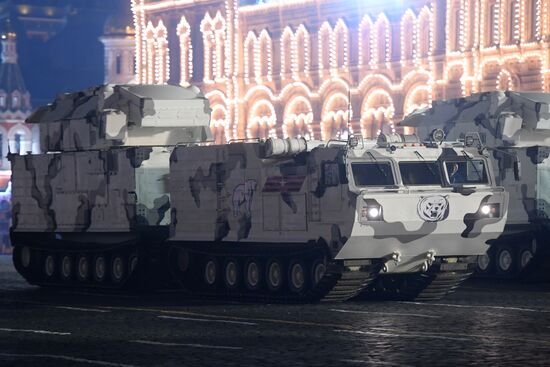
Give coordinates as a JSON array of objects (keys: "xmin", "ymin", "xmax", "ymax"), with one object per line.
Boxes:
[
  {"xmin": 129, "ymin": 0, "xmax": 550, "ymax": 143},
  {"xmin": 100, "ymin": 4, "xmax": 137, "ymax": 84},
  {"xmin": 0, "ymin": 21, "xmax": 38, "ymax": 254}
]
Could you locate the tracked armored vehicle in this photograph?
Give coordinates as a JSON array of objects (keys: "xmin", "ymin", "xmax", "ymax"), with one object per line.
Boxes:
[
  {"xmin": 166, "ymin": 134, "xmax": 508, "ymax": 301},
  {"xmin": 401, "ymin": 91, "xmax": 550, "ymax": 279},
  {"xmin": 10, "ymin": 84, "xmax": 507, "ymax": 302},
  {"xmin": 10, "ymin": 84, "xmax": 212, "ymax": 289}
]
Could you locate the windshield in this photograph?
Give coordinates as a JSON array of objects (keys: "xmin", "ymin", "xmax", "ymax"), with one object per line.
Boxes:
[
  {"xmin": 399, "ymin": 162, "xmax": 443, "ymax": 186},
  {"xmin": 444, "ymin": 160, "xmax": 488, "ymax": 185},
  {"xmin": 351, "ymin": 162, "xmax": 395, "ymax": 187}
]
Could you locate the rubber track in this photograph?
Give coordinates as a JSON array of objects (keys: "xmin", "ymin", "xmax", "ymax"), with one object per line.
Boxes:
[{"xmin": 357, "ymin": 264, "xmax": 474, "ymax": 302}]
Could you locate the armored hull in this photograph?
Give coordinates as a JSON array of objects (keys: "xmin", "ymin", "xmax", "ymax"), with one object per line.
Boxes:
[
  {"xmin": 166, "ymin": 136, "xmax": 507, "ymax": 301},
  {"xmin": 401, "ymin": 91, "xmax": 550, "ymax": 280}
]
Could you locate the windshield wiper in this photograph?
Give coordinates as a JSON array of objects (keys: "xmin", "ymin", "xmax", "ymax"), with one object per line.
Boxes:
[
  {"xmin": 461, "ymin": 151, "xmax": 482, "ymax": 180},
  {"xmin": 414, "ymin": 150, "xmax": 439, "ymax": 180},
  {"xmin": 366, "ymin": 151, "xmax": 388, "ymax": 179}
]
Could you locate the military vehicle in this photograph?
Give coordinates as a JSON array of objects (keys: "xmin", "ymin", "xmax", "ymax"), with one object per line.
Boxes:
[
  {"xmin": 166, "ymin": 134, "xmax": 507, "ymax": 301},
  {"xmin": 401, "ymin": 91, "xmax": 550, "ymax": 279},
  {"xmin": 10, "ymin": 84, "xmax": 212, "ymax": 289},
  {"xmin": 10, "ymin": 84, "xmax": 508, "ymax": 302}
]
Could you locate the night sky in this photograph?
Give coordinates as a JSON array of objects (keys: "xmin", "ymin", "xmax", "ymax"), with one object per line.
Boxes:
[{"xmin": 12, "ymin": 1, "xmax": 120, "ymax": 108}]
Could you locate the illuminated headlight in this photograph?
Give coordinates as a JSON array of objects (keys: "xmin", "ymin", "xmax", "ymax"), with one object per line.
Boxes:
[
  {"xmin": 478, "ymin": 204, "xmax": 500, "ymax": 218},
  {"xmin": 361, "ymin": 205, "xmax": 383, "ymax": 221}
]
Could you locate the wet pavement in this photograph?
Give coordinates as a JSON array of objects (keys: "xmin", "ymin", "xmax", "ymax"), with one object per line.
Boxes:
[{"xmin": 1, "ymin": 255, "xmax": 550, "ymax": 366}]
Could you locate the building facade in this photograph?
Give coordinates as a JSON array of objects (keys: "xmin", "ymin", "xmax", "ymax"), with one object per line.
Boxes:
[
  {"xmin": 0, "ymin": 23, "xmax": 38, "ymax": 254},
  {"xmin": 130, "ymin": 0, "xmax": 550, "ymax": 143}
]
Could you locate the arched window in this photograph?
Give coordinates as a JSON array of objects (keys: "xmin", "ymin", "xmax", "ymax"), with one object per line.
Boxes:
[
  {"xmin": 154, "ymin": 20, "xmax": 169, "ymax": 84},
  {"xmin": 295, "ymin": 25, "xmax": 309, "ymax": 75},
  {"xmin": 401, "ymin": 11, "xmax": 416, "ymax": 61},
  {"xmin": 177, "ymin": 17, "xmax": 193, "ymax": 83},
  {"xmin": 417, "ymin": 8, "xmax": 431, "ymax": 58},
  {"xmin": 0, "ymin": 93, "xmax": 5, "ymax": 108},
  {"xmin": 487, "ymin": 2, "xmax": 499, "ymax": 46},
  {"xmin": 258, "ymin": 30, "xmax": 272, "ymax": 78},
  {"xmin": 508, "ymin": 0, "xmax": 520, "ymax": 43},
  {"xmin": 454, "ymin": 8, "xmax": 461, "ymax": 51},
  {"xmin": 281, "ymin": 27, "xmax": 293, "ymax": 77},
  {"xmin": 359, "ymin": 16, "xmax": 372, "ymax": 66},
  {"xmin": 244, "ymin": 32, "xmax": 257, "ymax": 80},
  {"xmin": 374, "ymin": 15, "xmax": 390, "ymax": 65},
  {"xmin": 12, "ymin": 92, "xmax": 20, "ymax": 109},
  {"xmin": 319, "ymin": 22, "xmax": 332, "ymax": 71},
  {"xmin": 333, "ymin": 20, "xmax": 348, "ymax": 69}
]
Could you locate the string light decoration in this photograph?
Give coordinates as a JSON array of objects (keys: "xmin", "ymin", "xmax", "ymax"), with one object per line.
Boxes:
[
  {"xmin": 321, "ymin": 92, "xmax": 351, "ymax": 140},
  {"xmin": 247, "ymin": 99, "xmax": 277, "ymax": 139},
  {"xmin": 280, "ymin": 27, "xmax": 293, "ymax": 80},
  {"xmin": 283, "ymin": 96, "xmax": 314, "ymax": 139},
  {"xmin": 361, "ymin": 89, "xmax": 395, "ymax": 138},
  {"xmin": 176, "ymin": 17, "xmax": 192, "ymax": 84},
  {"xmin": 294, "ymin": 25, "xmax": 310, "ymax": 78},
  {"xmin": 400, "ymin": 10, "xmax": 417, "ymax": 66},
  {"xmin": 497, "ymin": 69, "xmax": 515, "ymax": 90},
  {"xmin": 132, "ymin": 0, "xmax": 550, "ymax": 141}
]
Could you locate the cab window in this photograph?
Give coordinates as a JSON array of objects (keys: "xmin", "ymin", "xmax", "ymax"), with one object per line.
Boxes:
[
  {"xmin": 351, "ymin": 162, "xmax": 395, "ymax": 186},
  {"xmin": 399, "ymin": 162, "xmax": 442, "ymax": 186},
  {"xmin": 445, "ymin": 160, "xmax": 488, "ymax": 184}
]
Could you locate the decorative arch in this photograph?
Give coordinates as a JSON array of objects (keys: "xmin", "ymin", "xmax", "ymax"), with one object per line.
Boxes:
[
  {"xmin": 281, "ymin": 27, "xmax": 293, "ymax": 78},
  {"xmin": 333, "ymin": 19, "xmax": 349, "ymax": 70},
  {"xmin": 284, "ymin": 96, "xmax": 314, "ymax": 139},
  {"xmin": 359, "ymin": 15, "xmax": 373, "ymax": 66},
  {"xmin": 446, "ymin": 63, "xmax": 465, "ymax": 98},
  {"xmin": 372, "ymin": 14, "xmax": 391, "ymax": 65},
  {"xmin": 360, "ymin": 89, "xmax": 395, "ymax": 139},
  {"xmin": 200, "ymin": 11, "xmax": 226, "ymax": 82},
  {"xmin": 321, "ymin": 92, "xmax": 351, "ymax": 140},
  {"xmin": 294, "ymin": 25, "xmax": 310, "ymax": 76},
  {"xmin": 258, "ymin": 30, "xmax": 272, "ymax": 80},
  {"xmin": 247, "ymin": 99, "xmax": 277, "ymax": 140},
  {"xmin": 417, "ymin": 7, "xmax": 432, "ymax": 59},
  {"xmin": 210, "ymin": 104, "xmax": 229, "ymax": 144},
  {"xmin": 401, "ymin": 10, "xmax": 417, "ymax": 63},
  {"xmin": 244, "ymin": 32, "xmax": 258, "ymax": 81},
  {"xmin": 497, "ymin": 69, "xmax": 516, "ymax": 91},
  {"xmin": 177, "ymin": 16, "xmax": 192, "ymax": 83},
  {"xmin": 318, "ymin": 22, "xmax": 332, "ymax": 72}
]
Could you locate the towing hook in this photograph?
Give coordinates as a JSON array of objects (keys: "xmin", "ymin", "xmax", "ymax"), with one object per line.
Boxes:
[
  {"xmin": 383, "ymin": 251, "xmax": 401, "ymax": 273},
  {"xmin": 426, "ymin": 250, "xmax": 436, "ymax": 265}
]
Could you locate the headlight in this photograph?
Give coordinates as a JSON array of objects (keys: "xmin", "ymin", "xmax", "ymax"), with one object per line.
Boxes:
[
  {"xmin": 478, "ymin": 204, "xmax": 500, "ymax": 218},
  {"xmin": 361, "ymin": 205, "xmax": 383, "ymax": 222}
]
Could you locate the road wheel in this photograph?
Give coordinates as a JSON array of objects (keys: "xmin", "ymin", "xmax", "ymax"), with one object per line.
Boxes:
[
  {"xmin": 288, "ymin": 260, "xmax": 307, "ymax": 293},
  {"xmin": 244, "ymin": 259, "xmax": 261, "ymax": 291},
  {"xmin": 476, "ymin": 253, "xmax": 491, "ymax": 273},
  {"xmin": 60, "ymin": 255, "xmax": 73, "ymax": 281},
  {"xmin": 519, "ymin": 248, "xmax": 534, "ymax": 269},
  {"xmin": 77, "ymin": 255, "xmax": 89, "ymax": 281},
  {"xmin": 266, "ymin": 259, "xmax": 283, "ymax": 292},
  {"xmin": 223, "ymin": 259, "xmax": 239, "ymax": 290},
  {"xmin": 94, "ymin": 255, "xmax": 107, "ymax": 282},
  {"xmin": 204, "ymin": 258, "xmax": 219, "ymax": 287},
  {"xmin": 21, "ymin": 246, "xmax": 31, "ymax": 269},
  {"xmin": 311, "ymin": 259, "xmax": 326, "ymax": 287},
  {"xmin": 111, "ymin": 256, "xmax": 126, "ymax": 284},
  {"xmin": 44, "ymin": 255, "xmax": 55, "ymax": 278},
  {"xmin": 129, "ymin": 253, "xmax": 139, "ymax": 275},
  {"xmin": 176, "ymin": 249, "xmax": 190, "ymax": 273},
  {"xmin": 495, "ymin": 246, "xmax": 515, "ymax": 275}
]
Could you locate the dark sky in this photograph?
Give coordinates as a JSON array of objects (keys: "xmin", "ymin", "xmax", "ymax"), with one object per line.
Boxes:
[{"xmin": 14, "ymin": 1, "xmax": 120, "ymax": 107}]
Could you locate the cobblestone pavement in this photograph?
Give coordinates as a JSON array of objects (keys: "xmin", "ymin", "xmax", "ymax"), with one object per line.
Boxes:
[{"xmin": 1, "ymin": 255, "xmax": 550, "ymax": 366}]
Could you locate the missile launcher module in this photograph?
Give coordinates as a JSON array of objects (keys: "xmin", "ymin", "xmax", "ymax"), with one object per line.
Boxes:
[
  {"xmin": 401, "ymin": 91, "xmax": 550, "ymax": 279},
  {"xmin": 11, "ymin": 84, "xmax": 507, "ymax": 302}
]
